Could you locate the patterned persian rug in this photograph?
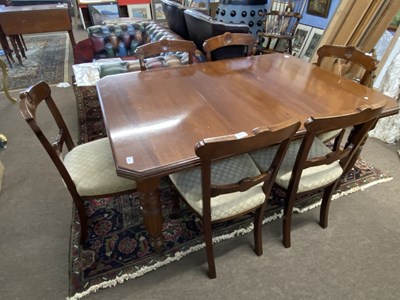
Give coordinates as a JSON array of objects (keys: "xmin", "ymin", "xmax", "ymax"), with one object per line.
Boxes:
[
  {"xmin": 69, "ymin": 86, "xmax": 393, "ymax": 299},
  {"xmin": 0, "ymin": 33, "xmax": 70, "ymax": 92}
]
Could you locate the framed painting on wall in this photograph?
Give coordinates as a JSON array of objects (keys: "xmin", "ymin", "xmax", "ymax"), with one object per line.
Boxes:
[
  {"xmin": 300, "ymin": 27, "xmax": 324, "ymax": 61},
  {"xmin": 151, "ymin": 0, "xmax": 166, "ymax": 21},
  {"xmin": 88, "ymin": 3, "xmax": 120, "ymax": 25},
  {"xmin": 127, "ymin": 4, "xmax": 152, "ymax": 19},
  {"xmin": 292, "ymin": 24, "xmax": 312, "ymax": 57},
  {"xmin": 306, "ymin": 0, "xmax": 331, "ymax": 18}
]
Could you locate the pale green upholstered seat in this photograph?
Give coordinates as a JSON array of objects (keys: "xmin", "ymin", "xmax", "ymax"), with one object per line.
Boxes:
[
  {"xmin": 64, "ymin": 138, "xmax": 136, "ymax": 196},
  {"xmin": 170, "ymin": 154, "xmax": 264, "ymax": 221},
  {"xmin": 250, "ymin": 138, "xmax": 343, "ymax": 193}
]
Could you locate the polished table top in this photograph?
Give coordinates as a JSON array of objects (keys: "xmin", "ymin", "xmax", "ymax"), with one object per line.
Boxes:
[{"xmin": 96, "ymin": 53, "xmax": 399, "ymax": 181}]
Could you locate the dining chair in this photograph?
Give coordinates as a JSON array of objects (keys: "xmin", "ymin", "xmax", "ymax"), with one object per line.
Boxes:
[
  {"xmin": 315, "ymin": 45, "xmax": 378, "ymax": 143},
  {"xmin": 169, "ymin": 120, "xmax": 300, "ymax": 278},
  {"xmin": 135, "ymin": 39, "xmax": 197, "ymax": 71},
  {"xmin": 250, "ymin": 101, "xmax": 386, "ymax": 248},
  {"xmin": 19, "ymin": 81, "xmax": 137, "ymax": 245},
  {"xmin": 259, "ymin": 0, "xmax": 307, "ymax": 54},
  {"xmin": 315, "ymin": 45, "xmax": 377, "ymax": 87},
  {"xmin": 202, "ymin": 32, "xmax": 256, "ymax": 62}
]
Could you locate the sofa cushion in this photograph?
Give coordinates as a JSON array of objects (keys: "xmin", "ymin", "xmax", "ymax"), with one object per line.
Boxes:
[{"xmin": 183, "ymin": 9, "xmax": 251, "ymax": 60}]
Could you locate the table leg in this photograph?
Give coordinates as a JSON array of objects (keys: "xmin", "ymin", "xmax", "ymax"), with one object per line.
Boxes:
[
  {"xmin": 0, "ymin": 30, "xmax": 14, "ymax": 67},
  {"xmin": 137, "ymin": 177, "xmax": 164, "ymax": 253},
  {"xmin": 9, "ymin": 35, "xmax": 22, "ymax": 65},
  {"xmin": 15, "ymin": 35, "xmax": 26, "ymax": 59},
  {"xmin": 68, "ymin": 30, "xmax": 76, "ymax": 47}
]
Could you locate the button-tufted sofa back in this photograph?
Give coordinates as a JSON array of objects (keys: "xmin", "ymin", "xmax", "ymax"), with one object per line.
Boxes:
[{"xmin": 87, "ymin": 21, "xmax": 184, "ymax": 59}]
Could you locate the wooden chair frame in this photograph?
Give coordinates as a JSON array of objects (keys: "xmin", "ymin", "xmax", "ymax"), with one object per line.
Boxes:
[
  {"xmin": 202, "ymin": 32, "xmax": 256, "ymax": 62},
  {"xmin": 19, "ymin": 81, "xmax": 136, "ymax": 244},
  {"xmin": 188, "ymin": 120, "xmax": 300, "ymax": 278},
  {"xmin": 135, "ymin": 39, "xmax": 197, "ymax": 71},
  {"xmin": 260, "ymin": 0, "xmax": 307, "ymax": 54},
  {"xmin": 315, "ymin": 45, "xmax": 377, "ymax": 86},
  {"xmin": 282, "ymin": 101, "xmax": 386, "ymax": 248}
]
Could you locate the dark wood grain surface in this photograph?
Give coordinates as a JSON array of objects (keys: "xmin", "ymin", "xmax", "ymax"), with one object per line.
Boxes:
[{"xmin": 97, "ymin": 53, "xmax": 398, "ymax": 180}]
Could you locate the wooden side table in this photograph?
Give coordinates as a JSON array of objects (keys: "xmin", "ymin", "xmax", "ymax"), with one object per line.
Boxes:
[{"xmin": 0, "ymin": 4, "xmax": 76, "ymax": 65}]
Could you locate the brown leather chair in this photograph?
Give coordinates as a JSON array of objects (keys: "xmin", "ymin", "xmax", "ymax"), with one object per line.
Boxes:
[
  {"xmin": 250, "ymin": 101, "xmax": 386, "ymax": 248},
  {"xmin": 19, "ymin": 81, "xmax": 137, "ymax": 245},
  {"xmin": 203, "ymin": 32, "xmax": 256, "ymax": 61},
  {"xmin": 170, "ymin": 120, "xmax": 300, "ymax": 278},
  {"xmin": 135, "ymin": 39, "xmax": 197, "ymax": 70}
]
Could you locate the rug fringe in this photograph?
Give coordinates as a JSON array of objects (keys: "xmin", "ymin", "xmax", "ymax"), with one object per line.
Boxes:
[{"xmin": 67, "ymin": 176, "xmax": 393, "ymax": 300}]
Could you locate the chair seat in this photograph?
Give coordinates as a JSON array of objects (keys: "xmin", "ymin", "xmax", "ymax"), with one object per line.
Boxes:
[
  {"xmin": 169, "ymin": 154, "xmax": 265, "ymax": 221},
  {"xmin": 250, "ymin": 138, "xmax": 343, "ymax": 193},
  {"xmin": 317, "ymin": 129, "xmax": 342, "ymax": 143},
  {"xmin": 64, "ymin": 138, "xmax": 136, "ymax": 196}
]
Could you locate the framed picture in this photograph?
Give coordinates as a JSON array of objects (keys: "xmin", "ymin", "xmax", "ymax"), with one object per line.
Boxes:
[
  {"xmin": 292, "ymin": 24, "xmax": 312, "ymax": 57},
  {"xmin": 88, "ymin": 3, "xmax": 120, "ymax": 26},
  {"xmin": 127, "ymin": 4, "xmax": 152, "ymax": 19},
  {"xmin": 300, "ymin": 27, "xmax": 324, "ymax": 62},
  {"xmin": 306, "ymin": 0, "xmax": 331, "ymax": 18},
  {"xmin": 151, "ymin": 1, "xmax": 166, "ymax": 21}
]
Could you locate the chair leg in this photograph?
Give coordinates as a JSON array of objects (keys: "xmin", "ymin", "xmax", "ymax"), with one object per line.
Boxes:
[
  {"xmin": 319, "ymin": 183, "xmax": 338, "ymax": 229},
  {"xmin": 253, "ymin": 205, "xmax": 265, "ymax": 256},
  {"xmin": 283, "ymin": 192, "xmax": 296, "ymax": 248},
  {"xmin": 171, "ymin": 187, "xmax": 181, "ymax": 214},
  {"xmin": 203, "ymin": 219, "xmax": 216, "ymax": 279},
  {"xmin": 73, "ymin": 196, "xmax": 88, "ymax": 245}
]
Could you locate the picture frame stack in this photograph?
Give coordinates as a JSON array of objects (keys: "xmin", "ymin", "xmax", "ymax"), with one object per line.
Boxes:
[{"xmin": 292, "ymin": 24, "xmax": 324, "ymax": 62}]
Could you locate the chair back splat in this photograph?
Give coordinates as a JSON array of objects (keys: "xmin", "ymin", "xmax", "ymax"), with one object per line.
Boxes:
[
  {"xmin": 170, "ymin": 120, "xmax": 300, "ymax": 278},
  {"xmin": 19, "ymin": 81, "xmax": 136, "ymax": 245},
  {"xmin": 250, "ymin": 101, "xmax": 387, "ymax": 249},
  {"xmin": 135, "ymin": 39, "xmax": 197, "ymax": 71},
  {"xmin": 203, "ymin": 32, "xmax": 256, "ymax": 62}
]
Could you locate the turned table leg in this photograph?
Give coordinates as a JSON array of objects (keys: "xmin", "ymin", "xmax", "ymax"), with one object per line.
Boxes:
[
  {"xmin": 9, "ymin": 35, "xmax": 22, "ymax": 65},
  {"xmin": 137, "ymin": 177, "xmax": 164, "ymax": 253}
]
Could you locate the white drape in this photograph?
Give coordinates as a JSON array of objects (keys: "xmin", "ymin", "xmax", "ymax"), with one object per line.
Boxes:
[{"xmin": 369, "ymin": 52, "xmax": 400, "ymax": 144}]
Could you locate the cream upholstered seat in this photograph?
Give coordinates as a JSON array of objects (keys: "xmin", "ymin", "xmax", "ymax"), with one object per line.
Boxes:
[
  {"xmin": 170, "ymin": 120, "xmax": 300, "ymax": 278},
  {"xmin": 250, "ymin": 102, "xmax": 386, "ymax": 248},
  {"xmin": 63, "ymin": 138, "xmax": 135, "ymax": 196},
  {"xmin": 19, "ymin": 81, "xmax": 137, "ymax": 245}
]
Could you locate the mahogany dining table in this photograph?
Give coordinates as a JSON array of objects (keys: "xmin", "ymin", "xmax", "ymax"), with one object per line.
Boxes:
[{"xmin": 96, "ymin": 53, "xmax": 399, "ymax": 252}]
